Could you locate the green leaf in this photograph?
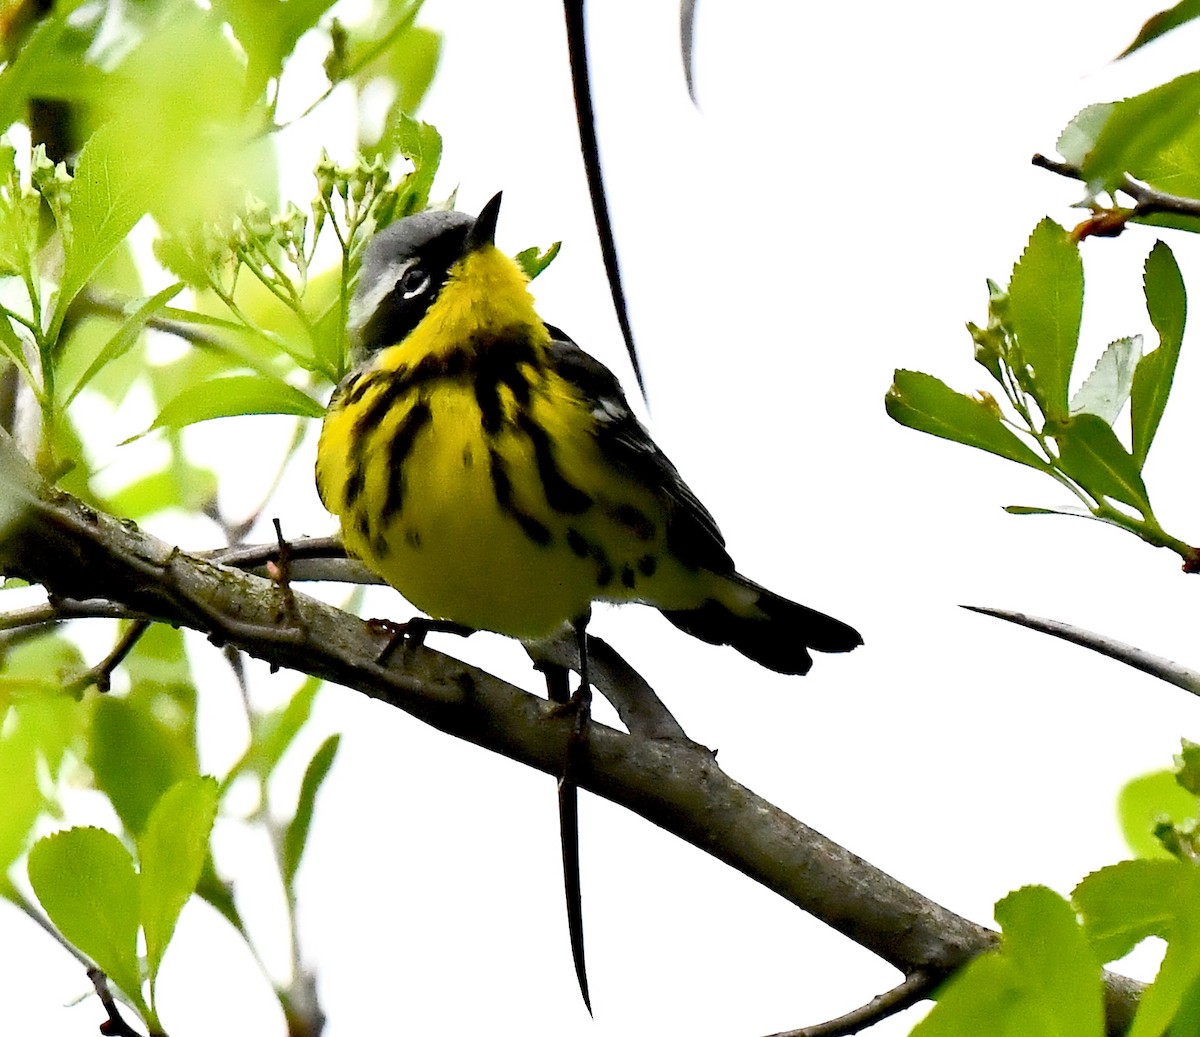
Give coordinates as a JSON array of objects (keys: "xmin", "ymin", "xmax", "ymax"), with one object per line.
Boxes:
[
  {"xmin": 27, "ymin": 828, "xmax": 144, "ymax": 1009},
  {"xmin": 1003, "ymin": 504, "xmax": 1100, "ymax": 519},
  {"xmin": 1132, "ymin": 241, "xmax": 1186, "ymax": 467},
  {"xmin": 213, "ymin": 0, "xmax": 339, "ymax": 104},
  {"xmin": 1052, "ymin": 413, "xmax": 1153, "ymax": 515},
  {"xmin": 1076, "ymin": 860, "xmax": 1200, "ymax": 1037},
  {"xmin": 913, "ymin": 885, "xmax": 1104, "ymax": 1037},
  {"xmin": 1177, "ymin": 740, "xmax": 1200, "ymax": 796},
  {"xmin": 909, "ymin": 954, "xmax": 1021, "ymax": 1037},
  {"xmin": 283, "ymin": 734, "xmax": 340, "ymax": 888},
  {"xmin": 1080, "ymin": 72, "xmax": 1200, "ymax": 192},
  {"xmin": 392, "ymin": 115, "xmax": 442, "ymax": 218},
  {"xmin": 51, "ymin": 123, "xmax": 156, "ymax": 341},
  {"xmin": 995, "ymin": 886, "xmax": 1104, "ymax": 1037},
  {"xmin": 0, "ymin": 1, "xmax": 91, "ymax": 134},
  {"xmin": 0, "ymin": 697, "xmax": 80, "ymax": 888},
  {"xmin": 387, "ymin": 24, "xmax": 442, "ymax": 115},
  {"xmin": 0, "ymin": 633, "xmax": 85, "ymax": 706},
  {"xmin": 138, "ymin": 776, "xmax": 218, "ymax": 990},
  {"xmin": 107, "ymin": 462, "xmax": 219, "ymax": 520},
  {"xmin": 104, "ymin": 3, "xmax": 277, "ymax": 233},
  {"xmin": 885, "ymin": 370, "xmax": 1051, "ymax": 471},
  {"xmin": 1076, "ymin": 858, "xmax": 1187, "ymax": 962},
  {"xmin": 365, "ymin": 24, "xmax": 444, "ymax": 165},
  {"xmin": 62, "ymin": 283, "xmax": 184, "ymax": 408},
  {"xmin": 1070, "ymin": 336, "xmax": 1141, "ymax": 426},
  {"xmin": 515, "ymin": 241, "xmax": 562, "ymax": 281},
  {"xmin": 89, "ymin": 696, "xmax": 197, "ymax": 835},
  {"xmin": 1057, "ymin": 104, "xmax": 1116, "ymax": 168},
  {"xmin": 1119, "ymin": 0, "xmax": 1200, "ymax": 58},
  {"xmin": 1006, "ymin": 219, "xmax": 1083, "ymax": 423},
  {"xmin": 227, "ymin": 675, "xmax": 323, "ymax": 790},
  {"xmin": 138, "ymin": 374, "xmax": 324, "ymax": 439},
  {"xmin": 1118, "ymin": 770, "xmax": 1199, "ymax": 859}
]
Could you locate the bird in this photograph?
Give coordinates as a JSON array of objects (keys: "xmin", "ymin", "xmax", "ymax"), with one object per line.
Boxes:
[
  {"xmin": 315, "ymin": 191, "xmax": 862, "ymax": 682},
  {"xmin": 315, "ymin": 192, "xmax": 862, "ymax": 1013}
]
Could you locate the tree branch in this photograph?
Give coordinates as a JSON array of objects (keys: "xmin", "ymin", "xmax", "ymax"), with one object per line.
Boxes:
[{"xmin": 0, "ymin": 469, "xmax": 1145, "ymax": 1031}]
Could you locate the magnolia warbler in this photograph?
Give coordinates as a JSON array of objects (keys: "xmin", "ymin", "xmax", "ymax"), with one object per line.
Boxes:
[{"xmin": 316, "ymin": 193, "xmax": 861, "ymax": 677}]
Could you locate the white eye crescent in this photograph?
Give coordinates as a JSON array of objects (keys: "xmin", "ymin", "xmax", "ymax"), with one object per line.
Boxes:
[{"xmin": 400, "ymin": 266, "xmax": 431, "ymax": 299}]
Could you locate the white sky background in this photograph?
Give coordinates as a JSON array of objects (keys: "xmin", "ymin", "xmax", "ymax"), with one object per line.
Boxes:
[{"xmin": 9, "ymin": 0, "xmax": 1200, "ymax": 1034}]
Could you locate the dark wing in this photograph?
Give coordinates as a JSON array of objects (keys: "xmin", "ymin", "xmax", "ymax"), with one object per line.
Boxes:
[{"xmin": 544, "ymin": 326, "xmax": 734, "ymax": 574}]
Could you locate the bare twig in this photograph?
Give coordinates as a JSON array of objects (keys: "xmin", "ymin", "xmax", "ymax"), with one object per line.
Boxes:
[
  {"xmin": 67, "ymin": 618, "xmax": 150, "ymax": 694},
  {"xmin": 766, "ymin": 969, "xmax": 939, "ymax": 1037},
  {"xmin": 1032, "ymin": 153, "xmax": 1200, "ymax": 220},
  {"xmin": 963, "ymin": 605, "xmax": 1200, "ymax": 696}
]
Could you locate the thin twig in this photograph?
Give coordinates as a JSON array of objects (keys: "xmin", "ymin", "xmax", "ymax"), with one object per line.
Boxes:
[
  {"xmin": 1032, "ymin": 153, "xmax": 1200, "ymax": 219},
  {"xmin": 68, "ymin": 618, "xmax": 150, "ymax": 694},
  {"xmin": 765, "ymin": 970, "xmax": 940, "ymax": 1037}
]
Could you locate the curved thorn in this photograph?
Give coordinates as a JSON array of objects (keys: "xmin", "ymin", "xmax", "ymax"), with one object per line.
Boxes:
[
  {"xmin": 562, "ymin": 0, "xmax": 647, "ymax": 401},
  {"xmin": 680, "ymin": 0, "xmax": 698, "ymax": 104},
  {"xmin": 543, "ymin": 636, "xmax": 592, "ymax": 1014},
  {"xmin": 962, "ymin": 604, "xmax": 1200, "ymax": 697}
]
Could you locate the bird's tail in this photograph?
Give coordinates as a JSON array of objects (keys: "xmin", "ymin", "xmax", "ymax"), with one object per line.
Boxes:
[{"xmin": 659, "ymin": 576, "xmax": 862, "ymax": 676}]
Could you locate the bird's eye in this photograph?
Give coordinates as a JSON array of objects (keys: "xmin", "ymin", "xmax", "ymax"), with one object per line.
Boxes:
[{"xmin": 399, "ymin": 266, "xmax": 431, "ymax": 300}]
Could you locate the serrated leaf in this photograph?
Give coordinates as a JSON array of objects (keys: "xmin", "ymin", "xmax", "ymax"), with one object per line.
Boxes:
[
  {"xmin": 1075, "ymin": 859, "xmax": 1188, "ymax": 962},
  {"xmin": 1057, "ymin": 104, "xmax": 1116, "ymax": 168},
  {"xmin": 138, "ymin": 776, "xmax": 218, "ymax": 988},
  {"xmin": 1052, "ymin": 413, "xmax": 1153, "ymax": 515},
  {"xmin": 1118, "ymin": 770, "xmax": 1199, "ymax": 859},
  {"xmin": 1080, "ymin": 72, "xmax": 1200, "ymax": 192},
  {"xmin": 51, "ymin": 123, "xmax": 156, "ymax": 341},
  {"xmin": 1076, "ymin": 860, "xmax": 1200, "ymax": 1037},
  {"xmin": 1071, "ymin": 336, "xmax": 1141, "ymax": 425},
  {"xmin": 885, "ymin": 370, "xmax": 1050, "ymax": 471},
  {"xmin": 995, "ymin": 886, "xmax": 1104, "ymax": 1037},
  {"xmin": 1119, "ymin": 0, "xmax": 1200, "ymax": 58},
  {"xmin": 135, "ymin": 374, "xmax": 323, "ymax": 440},
  {"xmin": 27, "ymin": 828, "xmax": 144, "ymax": 1008},
  {"xmin": 913, "ymin": 886, "xmax": 1104, "ymax": 1037},
  {"xmin": 1007, "ymin": 219, "xmax": 1082, "ymax": 423},
  {"xmin": 283, "ymin": 734, "xmax": 340, "ymax": 888},
  {"xmin": 1132, "ymin": 241, "xmax": 1186, "ymax": 467}
]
